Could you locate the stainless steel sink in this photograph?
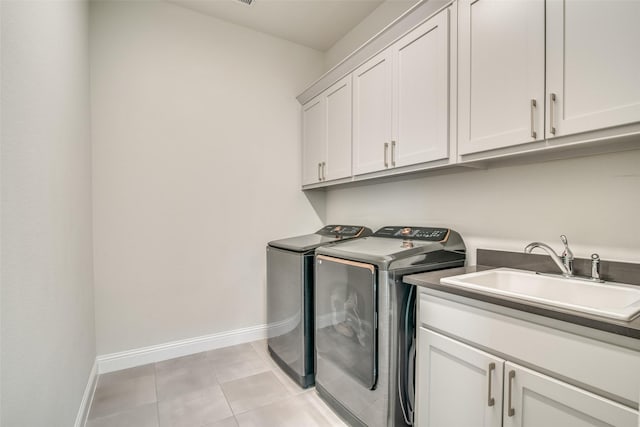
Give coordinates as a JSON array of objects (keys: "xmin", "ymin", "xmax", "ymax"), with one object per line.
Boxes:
[{"xmin": 440, "ymin": 268, "xmax": 640, "ymax": 321}]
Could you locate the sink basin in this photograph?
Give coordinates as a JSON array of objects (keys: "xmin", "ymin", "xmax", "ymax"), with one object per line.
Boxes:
[{"xmin": 440, "ymin": 268, "xmax": 640, "ymax": 321}]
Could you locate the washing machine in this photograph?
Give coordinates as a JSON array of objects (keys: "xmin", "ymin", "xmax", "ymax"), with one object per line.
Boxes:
[
  {"xmin": 266, "ymin": 225, "xmax": 372, "ymax": 388},
  {"xmin": 314, "ymin": 226, "xmax": 466, "ymax": 426}
]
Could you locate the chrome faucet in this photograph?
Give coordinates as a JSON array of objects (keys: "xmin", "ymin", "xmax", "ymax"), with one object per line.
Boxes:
[{"xmin": 524, "ymin": 235, "xmax": 574, "ymax": 277}]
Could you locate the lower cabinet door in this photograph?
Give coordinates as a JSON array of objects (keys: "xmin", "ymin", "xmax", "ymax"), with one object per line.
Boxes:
[
  {"xmin": 416, "ymin": 328, "xmax": 504, "ymax": 427},
  {"xmin": 503, "ymin": 362, "xmax": 638, "ymax": 427}
]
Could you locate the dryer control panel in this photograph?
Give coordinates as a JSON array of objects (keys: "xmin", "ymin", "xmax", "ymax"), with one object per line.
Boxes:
[
  {"xmin": 373, "ymin": 226, "xmax": 449, "ymax": 242},
  {"xmin": 317, "ymin": 225, "xmax": 368, "ymax": 238}
]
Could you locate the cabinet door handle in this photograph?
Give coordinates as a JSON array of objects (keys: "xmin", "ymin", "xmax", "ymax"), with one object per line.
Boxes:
[
  {"xmin": 507, "ymin": 370, "xmax": 516, "ymax": 417},
  {"xmin": 321, "ymin": 162, "xmax": 326, "ymax": 181},
  {"xmin": 317, "ymin": 163, "xmax": 322, "ymax": 181},
  {"xmin": 550, "ymin": 93, "xmax": 557, "ymax": 135},
  {"xmin": 391, "ymin": 140, "xmax": 396, "ymax": 167},
  {"xmin": 530, "ymin": 99, "xmax": 537, "ymax": 139},
  {"xmin": 384, "ymin": 142, "xmax": 389, "ymax": 168},
  {"xmin": 487, "ymin": 362, "xmax": 496, "ymax": 407}
]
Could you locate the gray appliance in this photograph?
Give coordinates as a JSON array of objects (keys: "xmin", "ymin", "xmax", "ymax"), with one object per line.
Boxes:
[
  {"xmin": 314, "ymin": 226, "xmax": 466, "ymax": 426},
  {"xmin": 267, "ymin": 225, "xmax": 372, "ymax": 388}
]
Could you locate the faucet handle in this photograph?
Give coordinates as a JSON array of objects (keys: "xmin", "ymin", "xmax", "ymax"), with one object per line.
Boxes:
[
  {"xmin": 559, "ymin": 235, "xmax": 574, "ymax": 276},
  {"xmin": 591, "ymin": 253, "xmax": 602, "ymax": 281},
  {"xmin": 560, "ymin": 235, "xmax": 574, "ymax": 259}
]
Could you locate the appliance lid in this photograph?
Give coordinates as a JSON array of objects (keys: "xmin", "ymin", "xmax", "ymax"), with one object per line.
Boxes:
[
  {"xmin": 315, "ymin": 226, "xmax": 466, "ymax": 270},
  {"xmin": 268, "ymin": 225, "xmax": 372, "ymax": 252}
]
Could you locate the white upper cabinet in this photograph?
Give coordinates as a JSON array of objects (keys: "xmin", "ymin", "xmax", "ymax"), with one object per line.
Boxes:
[
  {"xmin": 354, "ymin": 8, "xmax": 451, "ymax": 176},
  {"xmin": 459, "ymin": 0, "xmax": 640, "ymax": 157},
  {"xmin": 458, "ymin": 0, "xmax": 545, "ymax": 156},
  {"xmin": 546, "ymin": 0, "xmax": 640, "ymax": 139},
  {"xmin": 301, "ymin": 97, "xmax": 326, "ymax": 185},
  {"xmin": 393, "ymin": 9, "xmax": 450, "ymax": 167},
  {"xmin": 300, "ymin": 0, "xmax": 640, "ymax": 186},
  {"xmin": 301, "ymin": 76, "xmax": 352, "ymax": 186},
  {"xmin": 325, "ymin": 77, "xmax": 353, "ymax": 182},
  {"xmin": 353, "ymin": 50, "xmax": 393, "ymax": 176}
]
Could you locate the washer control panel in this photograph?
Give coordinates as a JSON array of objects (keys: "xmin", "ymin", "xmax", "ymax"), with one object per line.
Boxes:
[
  {"xmin": 373, "ymin": 226, "xmax": 449, "ymax": 242},
  {"xmin": 317, "ymin": 225, "xmax": 367, "ymax": 237}
]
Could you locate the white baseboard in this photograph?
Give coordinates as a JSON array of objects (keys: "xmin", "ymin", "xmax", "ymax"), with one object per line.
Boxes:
[
  {"xmin": 81, "ymin": 320, "xmax": 302, "ymax": 424},
  {"xmin": 74, "ymin": 360, "xmax": 98, "ymax": 427},
  {"xmin": 96, "ymin": 323, "xmax": 272, "ymax": 374}
]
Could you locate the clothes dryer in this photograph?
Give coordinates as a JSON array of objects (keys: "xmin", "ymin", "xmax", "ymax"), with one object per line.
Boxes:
[{"xmin": 314, "ymin": 226, "xmax": 466, "ymax": 426}]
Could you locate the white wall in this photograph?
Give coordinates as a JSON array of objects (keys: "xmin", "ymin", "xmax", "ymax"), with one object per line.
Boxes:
[
  {"xmin": 90, "ymin": 0, "xmax": 325, "ymax": 355},
  {"xmin": 326, "ymin": 150, "xmax": 640, "ymax": 265},
  {"xmin": 1, "ymin": 1, "xmax": 95, "ymax": 426},
  {"xmin": 324, "ymin": 0, "xmax": 419, "ymax": 71}
]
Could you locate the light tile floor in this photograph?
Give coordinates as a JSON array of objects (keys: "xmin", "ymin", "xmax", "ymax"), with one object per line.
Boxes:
[{"xmin": 86, "ymin": 340, "xmax": 348, "ymax": 427}]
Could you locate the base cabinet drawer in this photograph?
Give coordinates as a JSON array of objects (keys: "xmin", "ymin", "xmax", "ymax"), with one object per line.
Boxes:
[{"xmin": 417, "ymin": 328, "xmax": 639, "ymax": 427}]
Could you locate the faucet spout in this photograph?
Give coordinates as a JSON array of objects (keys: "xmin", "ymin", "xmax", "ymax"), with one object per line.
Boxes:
[{"xmin": 524, "ymin": 241, "xmax": 572, "ymax": 277}]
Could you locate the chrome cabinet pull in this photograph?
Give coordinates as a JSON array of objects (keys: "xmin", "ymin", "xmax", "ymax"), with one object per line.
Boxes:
[
  {"xmin": 487, "ymin": 363, "xmax": 496, "ymax": 407},
  {"xmin": 391, "ymin": 140, "xmax": 396, "ymax": 167},
  {"xmin": 321, "ymin": 162, "xmax": 326, "ymax": 181},
  {"xmin": 530, "ymin": 99, "xmax": 537, "ymax": 139},
  {"xmin": 507, "ymin": 370, "xmax": 516, "ymax": 417},
  {"xmin": 550, "ymin": 93, "xmax": 557, "ymax": 135},
  {"xmin": 317, "ymin": 163, "xmax": 322, "ymax": 181},
  {"xmin": 384, "ymin": 142, "xmax": 389, "ymax": 167}
]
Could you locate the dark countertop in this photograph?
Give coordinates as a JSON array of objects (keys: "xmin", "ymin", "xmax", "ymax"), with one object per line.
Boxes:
[{"xmin": 404, "ymin": 264, "xmax": 640, "ymax": 340}]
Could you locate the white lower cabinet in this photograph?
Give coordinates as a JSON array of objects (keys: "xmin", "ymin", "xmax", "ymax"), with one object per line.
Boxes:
[
  {"xmin": 504, "ymin": 362, "xmax": 638, "ymax": 427},
  {"xmin": 416, "ymin": 297, "xmax": 640, "ymax": 427},
  {"xmin": 417, "ymin": 328, "xmax": 503, "ymax": 427}
]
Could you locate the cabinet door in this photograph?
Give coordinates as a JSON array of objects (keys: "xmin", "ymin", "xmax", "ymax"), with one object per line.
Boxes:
[
  {"xmin": 416, "ymin": 328, "xmax": 504, "ymax": 427},
  {"xmin": 301, "ymin": 97, "xmax": 326, "ymax": 185},
  {"xmin": 325, "ymin": 76, "xmax": 352, "ymax": 182},
  {"xmin": 458, "ymin": 0, "xmax": 545, "ymax": 155},
  {"xmin": 353, "ymin": 50, "xmax": 393, "ymax": 175},
  {"xmin": 546, "ymin": 0, "xmax": 640, "ymax": 139},
  {"xmin": 503, "ymin": 362, "xmax": 638, "ymax": 427},
  {"xmin": 393, "ymin": 9, "xmax": 450, "ymax": 167}
]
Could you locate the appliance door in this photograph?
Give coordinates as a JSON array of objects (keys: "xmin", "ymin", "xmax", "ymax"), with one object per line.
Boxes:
[
  {"xmin": 266, "ymin": 246, "xmax": 313, "ymax": 384},
  {"xmin": 315, "ymin": 255, "xmax": 378, "ymax": 389},
  {"xmin": 395, "ymin": 280, "xmax": 417, "ymax": 425}
]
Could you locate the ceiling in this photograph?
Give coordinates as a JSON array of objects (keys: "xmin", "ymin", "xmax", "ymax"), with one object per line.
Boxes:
[{"xmin": 166, "ymin": 0, "xmax": 388, "ymax": 51}]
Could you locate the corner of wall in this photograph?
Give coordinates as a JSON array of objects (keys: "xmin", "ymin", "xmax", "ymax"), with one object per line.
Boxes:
[{"xmin": 73, "ymin": 360, "xmax": 98, "ymax": 427}]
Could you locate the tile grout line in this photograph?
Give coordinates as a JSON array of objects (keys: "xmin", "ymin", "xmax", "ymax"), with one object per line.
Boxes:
[
  {"xmin": 249, "ymin": 340, "xmax": 310, "ymax": 398},
  {"xmin": 215, "ymin": 364, "xmax": 239, "ymax": 427},
  {"xmin": 216, "ymin": 345, "xmax": 301, "ymax": 422},
  {"xmin": 87, "ymin": 341, "xmax": 343, "ymax": 427},
  {"xmin": 153, "ymin": 365, "xmax": 160, "ymax": 427}
]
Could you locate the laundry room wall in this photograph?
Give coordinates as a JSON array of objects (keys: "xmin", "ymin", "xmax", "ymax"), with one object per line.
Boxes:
[
  {"xmin": 1, "ymin": 0, "xmax": 95, "ymax": 425},
  {"xmin": 90, "ymin": 0, "xmax": 325, "ymax": 356},
  {"xmin": 325, "ymin": 150, "xmax": 640, "ymax": 265}
]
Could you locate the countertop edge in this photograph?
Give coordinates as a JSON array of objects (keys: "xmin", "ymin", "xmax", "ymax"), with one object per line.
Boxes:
[{"xmin": 404, "ymin": 265, "xmax": 640, "ymax": 341}]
